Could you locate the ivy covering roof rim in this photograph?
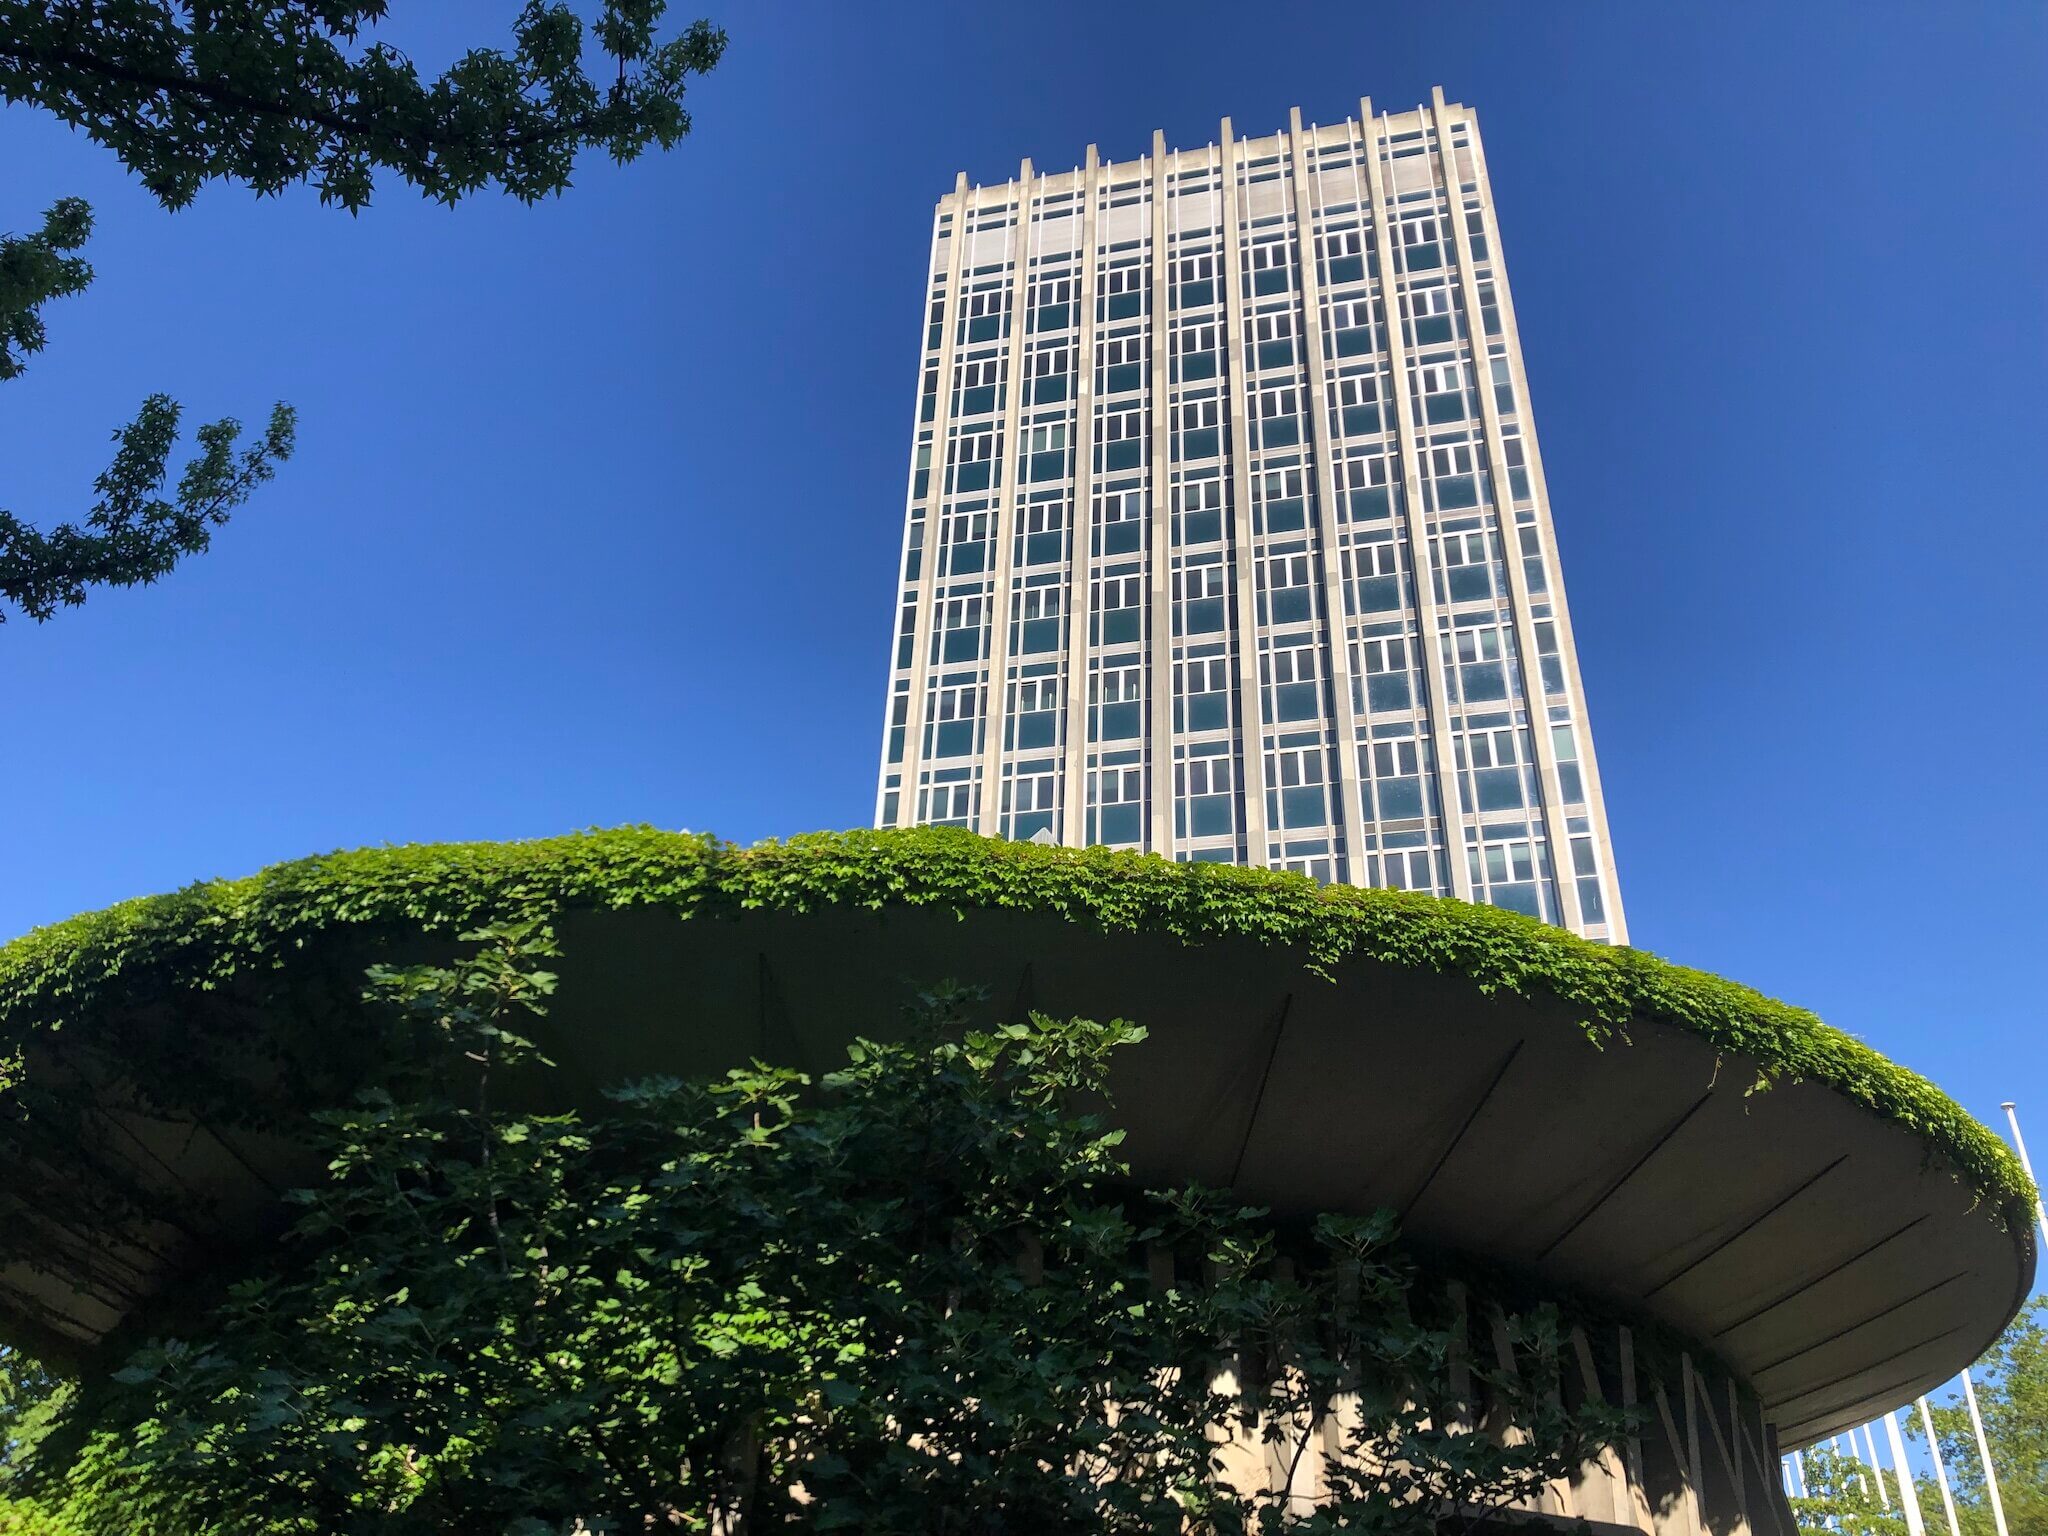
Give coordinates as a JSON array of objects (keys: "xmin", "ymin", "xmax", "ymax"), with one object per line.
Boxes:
[{"xmin": 0, "ymin": 824, "xmax": 2032, "ymax": 1231}]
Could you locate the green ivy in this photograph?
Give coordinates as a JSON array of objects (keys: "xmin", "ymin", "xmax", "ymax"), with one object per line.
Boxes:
[{"xmin": 0, "ymin": 825, "xmax": 2032, "ymax": 1232}]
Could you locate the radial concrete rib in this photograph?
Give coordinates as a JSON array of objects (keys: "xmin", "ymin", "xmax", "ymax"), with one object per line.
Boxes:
[
  {"xmin": 1767, "ymin": 1329, "xmax": 1963, "ymax": 1421},
  {"xmin": 1712, "ymin": 1214, "xmax": 1928, "ymax": 1339},
  {"xmin": 1536, "ymin": 1090, "xmax": 1714, "ymax": 1262},
  {"xmin": 1750, "ymin": 1272, "xmax": 1967, "ymax": 1377},
  {"xmin": 1399, "ymin": 1039, "xmax": 1524, "ymax": 1221},
  {"xmin": 1642, "ymin": 1155, "xmax": 1849, "ymax": 1300},
  {"xmin": 1227, "ymin": 994, "xmax": 1294, "ymax": 1188}
]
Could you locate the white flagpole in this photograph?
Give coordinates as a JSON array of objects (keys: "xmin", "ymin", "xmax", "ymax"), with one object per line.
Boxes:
[
  {"xmin": 1919, "ymin": 1395, "xmax": 1962, "ymax": 1536},
  {"xmin": 1861, "ymin": 1422, "xmax": 1893, "ymax": 1508},
  {"xmin": 1840, "ymin": 1435, "xmax": 1870, "ymax": 1500},
  {"xmin": 2000, "ymin": 1101, "xmax": 2048, "ymax": 1254},
  {"xmin": 1884, "ymin": 1411, "xmax": 1927, "ymax": 1536},
  {"xmin": 1961, "ymin": 1369, "xmax": 2011, "ymax": 1536},
  {"xmin": 1793, "ymin": 1448, "xmax": 1809, "ymax": 1500}
]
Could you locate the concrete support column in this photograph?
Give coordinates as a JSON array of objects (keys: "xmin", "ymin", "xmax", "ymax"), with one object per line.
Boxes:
[
  {"xmin": 1147, "ymin": 132, "xmax": 1176, "ymax": 856},
  {"xmin": 1285, "ymin": 105, "xmax": 1369, "ymax": 885},
  {"xmin": 976, "ymin": 164, "xmax": 1038, "ymax": 838},
  {"xmin": 1059, "ymin": 147, "xmax": 1103, "ymax": 846},
  {"xmin": 1427, "ymin": 89, "xmax": 1583, "ymax": 930},
  {"xmin": 896, "ymin": 172, "xmax": 974, "ymax": 829},
  {"xmin": 1358, "ymin": 98, "xmax": 1472, "ymax": 900},
  {"xmin": 1219, "ymin": 118, "xmax": 1273, "ymax": 863}
]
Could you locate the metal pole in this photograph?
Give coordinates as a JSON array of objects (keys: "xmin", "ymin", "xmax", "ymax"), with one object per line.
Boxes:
[
  {"xmin": 1884, "ymin": 1410, "xmax": 1927, "ymax": 1536},
  {"xmin": 1793, "ymin": 1448, "xmax": 1809, "ymax": 1500},
  {"xmin": 1861, "ymin": 1422, "xmax": 1893, "ymax": 1508},
  {"xmin": 1961, "ymin": 1369, "xmax": 2011, "ymax": 1536},
  {"xmin": 1919, "ymin": 1395, "xmax": 1962, "ymax": 1536},
  {"xmin": 1839, "ymin": 1435, "xmax": 1870, "ymax": 1500},
  {"xmin": 2000, "ymin": 1101, "xmax": 2048, "ymax": 1255}
]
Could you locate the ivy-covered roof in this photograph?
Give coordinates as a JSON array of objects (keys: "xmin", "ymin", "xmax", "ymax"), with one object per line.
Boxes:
[{"xmin": 0, "ymin": 825, "xmax": 2032, "ymax": 1230}]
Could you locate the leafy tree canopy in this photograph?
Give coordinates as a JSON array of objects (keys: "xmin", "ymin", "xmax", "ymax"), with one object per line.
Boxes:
[
  {"xmin": 0, "ymin": 3, "xmax": 725, "ymax": 627},
  {"xmin": 0, "ymin": 926, "xmax": 1629, "ymax": 1533},
  {"xmin": 0, "ymin": 2, "xmax": 729, "ymax": 212},
  {"xmin": 1915, "ymin": 1297, "xmax": 2048, "ymax": 1536},
  {"xmin": 1791, "ymin": 1298, "xmax": 2047, "ymax": 1536}
]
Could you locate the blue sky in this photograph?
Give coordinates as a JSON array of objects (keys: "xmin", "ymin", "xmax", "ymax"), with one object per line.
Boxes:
[{"xmin": 2, "ymin": 2, "xmax": 2044, "ymax": 1147}]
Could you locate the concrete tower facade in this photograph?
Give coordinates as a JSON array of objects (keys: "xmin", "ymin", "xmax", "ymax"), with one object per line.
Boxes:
[{"xmin": 875, "ymin": 90, "xmax": 1626, "ymax": 942}]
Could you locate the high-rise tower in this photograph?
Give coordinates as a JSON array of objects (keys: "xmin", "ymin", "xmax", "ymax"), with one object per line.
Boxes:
[{"xmin": 875, "ymin": 90, "xmax": 1626, "ymax": 942}]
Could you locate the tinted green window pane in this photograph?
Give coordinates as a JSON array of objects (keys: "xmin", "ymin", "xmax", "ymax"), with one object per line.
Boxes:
[
  {"xmin": 1342, "ymin": 405, "xmax": 1380, "ymax": 437},
  {"xmin": 1268, "ymin": 588, "xmax": 1312, "ymax": 625},
  {"xmin": 1578, "ymin": 877, "xmax": 1605, "ymax": 924},
  {"xmin": 1030, "ymin": 451, "xmax": 1065, "ymax": 482},
  {"xmin": 1424, "ymin": 393, "xmax": 1468, "ymax": 425},
  {"xmin": 1435, "ymin": 474, "xmax": 1478, "ymax": 508},
  {"xmin": 887, "ymin": 727, "xmax": 905, "ymax": 765},
  {"xmin": 1475, "ymin": 767, "xmax": 1523, "ymax": 810},
  {"xmin": 1099, "ymin": 522, "xmax": 1141, "ymax": 557},
  {"xmin": 1261, "ymin": 416, "xmax": 1300, "ymax": 448},
  {"xmin": 1254, "ymin": 268, "xmax": 1288, "ymax": 296},
  {"xmin": 1019, "ymin": 618, "xmax": 1059, "ymax": 654},
  {"xmin": 961, "ymin": 385, "xmax": 996, "ymax": 416},
  {"xmin": 1280, "ymin": 785, "xmax": 1326, "ymax": 828},
  {"xmin": 1257, "ymin": 340, "xmax": 1294, "ymax": 370},
  {"xmin": 1096, "ymin": 803, "xmax": 1141, "ymax": 844},
  {"xmin": 1336, "ymin": 328, "xmax": 1371, "ymax": 357},
  {"xmin": 1098, "ymin": 701, "xmax": 1140, "ymax": 739},
  {"xmin": 967, "ymin": 315, "xmax": 1001, "ymax": 342},
  {"xmin": 1099, "ymin": 608, "xmax": 1140, "ymax": 645},
  {"xmin": 1356, "ymin": 575, "xmax": 1400, "ymax": 612},
  {"xmin": 1107, "ymin": 292, "xmax": 1142, "ymax": 320},
  {"xmin": 1273, "ymin": 681, "xmax": 1319, "ymax": 721},
  {"xmin": 1414, "ymin": 315, "xmax": 1453, "ymax": 346},
  {"xmin": 1105, "ymin": 363, "xmax": 1142, "ymax": 395},
  {"xmin": 1367, "ymin": 674, "xmax": 1410, "ymax": 710},
  {"xmin": 1011, "ymin": 809, "xmax": 1054, "ymax": 841},
  {"xmin": 953, "ymin": 461, "xmax": 991, "ymax": 492},
  {"xmin": 1328, "ymin": 255, "xmax": 1364, "ymax": 285},
  {"xmin": 1408, "ymin": 243, "xmax": 1442, "ymax": 270},
  {"xmin": 1349, "ymin": 487, "xmax": 1391, "ymax": 521},
  {"xmin": 1185, "ymin": 691, "xmax": 1229, "ymax": 732},
  {"xmin": 1180, "ymin": 352, "xmax": 1217, "ymax": 381},
  {"xmin": 1190, "ymin": 795, "xmax": 1233, "ymax": 837},
  {"xmin": 1032, "ymin": 375, "xmax": 1069, "ymax": 405},
  {"xmin": 1460, "ymin": 662, "xmax": 1507, "ymax": 702},
  {"xmin": 1015, "ymin": 711, "xmax": 1056, "ymax": 750},
  {"xmin": 1026, "ymin": 532, "xmax": 1062, "ymax": 565},
  {"xmin": 1182, "ymin": 509, "xmax": 1222, "ymax": 544},
  {"xmin": 948, "ymin": 542, "xmax": 986, "ymax": 575},
  {"xmin": 1181, "ymin": 428, "xmax": 1220, "ymax": 460},
  {"xmin": 1557, "ymin": 762, "xmax": 1584, "ymax": 803},
  {"xmin": 1376, "ymin": 777, "xmax": 1422, "ymax": 819},
  {"xmin": 1182, "ymin": 598, "xmax": 1226, "ymax": 635},
  {"xmin": 943, "ymin": 629, "xmax": 982, "ymax": 663},
  {"xmin": 1178, "ymin": 281, "xmax": 1214, "ymax": 309},
  {"xmin": 1264, "ymin": 498, "xmax": 1306, "ymax": 533},
  {"xmin": 1489, "ymin": 883, "xmax": 1540, "ymax": 918},
  {"xmin": 935, "ymin": 720, "xmax": 974, "ymax": 758},
  {"xmin": 1447, "ymin": 565, "xmax": 1492, "ymax": 602},
  {"xmin": 1035, "ymin": 303, "xmax": 1069, "ymax": 332},
  {"xmin": 1103, "ymin": 439, "xmax": 1142, "ymax": 471}
]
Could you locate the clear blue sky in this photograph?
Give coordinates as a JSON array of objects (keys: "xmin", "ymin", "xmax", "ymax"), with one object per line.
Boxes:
[{"xmin": 3, "ymin": 2, "xmax": 2044, "ymax": 1146}]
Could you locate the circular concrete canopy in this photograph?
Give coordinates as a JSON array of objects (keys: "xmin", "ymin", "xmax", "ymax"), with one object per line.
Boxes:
[{"xmin": 0, "ymin": 828, "xmax": 2032, "ymax": 1450}]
